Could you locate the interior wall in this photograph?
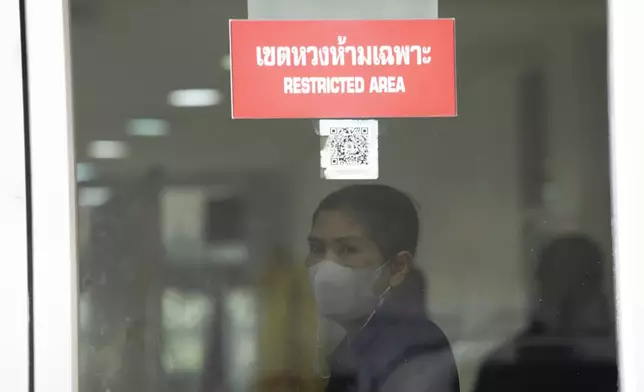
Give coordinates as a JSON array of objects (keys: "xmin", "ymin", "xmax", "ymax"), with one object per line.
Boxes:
[
  {"xmin": 576, "ymin": 29, "xmax": 613, "ymax": 273},
  {"xmin": 543, "ymin": 28, "xmax": 614, "ymax": 292}
]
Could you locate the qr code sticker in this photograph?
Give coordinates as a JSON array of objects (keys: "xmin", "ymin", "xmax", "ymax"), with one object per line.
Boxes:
[
  {"xmin": 328, "ymin": 127, "xmax": 370, "ymax": 166},
  {"xmin": 319, "ymin": 119, "xmax": 378, "ymax": 180}
]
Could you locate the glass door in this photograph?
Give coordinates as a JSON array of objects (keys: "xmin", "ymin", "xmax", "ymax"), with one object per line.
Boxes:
[{"xmin": 19, "ymin": 0, "xmax": 644, "ymax": 391}]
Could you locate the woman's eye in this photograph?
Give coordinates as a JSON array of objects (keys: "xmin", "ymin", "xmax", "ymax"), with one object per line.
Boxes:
[
  {"xmin": 338, "ymin": 245, "xmax": 358, "ymax": 255},
  {"xmin": 309, "ymin": 243, "xmax": 324, "ymax": 254}
]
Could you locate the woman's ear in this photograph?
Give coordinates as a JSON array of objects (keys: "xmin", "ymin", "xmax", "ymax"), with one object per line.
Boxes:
[{"xmin": 389, "ymin": 251, "xmax": 412, "ymax": 287}]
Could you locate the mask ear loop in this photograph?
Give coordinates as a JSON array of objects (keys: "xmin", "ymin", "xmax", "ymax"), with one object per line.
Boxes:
[
  {"xmin": 314, "ymin": 318, "xmax": 331, "ymax": 379},
  {"xmin": 359, "ymin": 261, "xmax": 393, "ymax": 331},
  {"xmin": 360, "ymin": 284, "xmax": 391, "ymax": 331}
]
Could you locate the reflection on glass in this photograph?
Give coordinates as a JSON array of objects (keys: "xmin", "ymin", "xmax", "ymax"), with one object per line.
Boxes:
[
  {"xmin": 162, "ymin": 289, "xmax": 214, "ymax": 373},
  {"xmin": 161, "ymin": 186, "xmax": 249, "ymax": 266},
  {"xmin": 69, "ymin": 0, "xmax": 617, "ymax": 391},
  {"xmin": 225, "ymin": 288, "xmax": 258, "ymax": 392},
  {"xmin": 161, "ymin": 187, "xmax": 208, "ymax": 262},
  {"xmin": 78, "ymin": 187, "xmax": 112, "ymax": 208},
  {"xmin": 473, "ymin": 235, "xmax": 617, "ymax": 392}
]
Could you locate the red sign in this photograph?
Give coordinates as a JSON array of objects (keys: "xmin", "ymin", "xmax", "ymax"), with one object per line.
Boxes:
[{"xmin": 229, "ymin": 19, "xmax": 456, "ymax": 119}]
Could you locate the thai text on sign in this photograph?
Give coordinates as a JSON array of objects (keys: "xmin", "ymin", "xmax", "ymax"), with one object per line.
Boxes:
[{"xmin": 229, "ymin": 19, "xmax": 456, "ymax": 119}]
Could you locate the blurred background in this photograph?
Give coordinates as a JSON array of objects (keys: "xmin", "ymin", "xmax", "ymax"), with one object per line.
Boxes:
[{"xmin": 70, "ymin": 0, "xmax": 615, "ymax": 391}]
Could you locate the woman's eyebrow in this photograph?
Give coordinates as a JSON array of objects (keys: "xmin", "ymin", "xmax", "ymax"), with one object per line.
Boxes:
[
  {"xmin": 307, "ymin": 235, "xmax": 363, "ymax": 242},
  {"xmin": 333, "ymin": 236, "xmax": 364, "ymax": 242}
]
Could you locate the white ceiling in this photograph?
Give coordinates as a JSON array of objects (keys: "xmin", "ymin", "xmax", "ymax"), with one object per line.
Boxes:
[{"xmin": 69, "ymin": 0, "xmax": 606, "ymax": 177}]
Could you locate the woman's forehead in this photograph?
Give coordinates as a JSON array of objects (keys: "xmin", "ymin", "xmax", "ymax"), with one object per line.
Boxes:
[{"xmin": 310, "ymin": 209, "xmax": 367, "ymax": 239}]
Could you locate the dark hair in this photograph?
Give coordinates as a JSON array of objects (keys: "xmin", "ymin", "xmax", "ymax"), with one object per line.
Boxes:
[
  {"xmin": 312, "ymin": 184, "xmax": 420, "ymax": 258},
  {"xmin": 537, "ymin": 233, "xmax": 604, "ymax": 290}
]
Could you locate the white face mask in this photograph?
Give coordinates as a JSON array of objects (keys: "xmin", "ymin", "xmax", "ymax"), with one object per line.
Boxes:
[{"xmin": 309, "ymin": 259, "xmax": 388, "ymax": 322}]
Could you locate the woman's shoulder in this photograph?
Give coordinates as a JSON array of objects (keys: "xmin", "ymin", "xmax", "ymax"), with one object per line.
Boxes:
[
  {"xmin": 380, "ymin": 349, "xmax": 460, "ymax": 392},
  {"xmin": 366, "ymin": 318, "xmax": 459, "ymax": 392},
  {"xmin": 379, "ymin": 316, "xmax": 453, "ymax": 352}
]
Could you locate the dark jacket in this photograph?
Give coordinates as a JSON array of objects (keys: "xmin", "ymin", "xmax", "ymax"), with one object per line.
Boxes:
[
  {"xmin": 325, "ymin": 270, "xmax": 460, "ymax": 392},
  {"xmin": 474, "ymin": 235, "xmax": 618, "ymax": 392},
  {"xmin": 473, "ymin": 322, "xmax": 618, "ymax": 392}
]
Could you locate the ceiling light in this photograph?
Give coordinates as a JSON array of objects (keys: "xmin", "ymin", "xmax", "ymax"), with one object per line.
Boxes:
[
  {"xmin": 78, "ymin": 187, "xmax": 112, "ymax": 207},
  {"xmin": 87, "ymin": 140, "xmax": 129, "ymax": 159},
  {"xmin": 220, "ymin": 55, "xmax": 231, "ymax": 71},
  {"xmin": 126, "ymin": 118, "xmax": 170, "ymax": 137},
  {"xmin": 168, "ymin": 89, "xmax": 222, "ymax": 107},
  {"xmin": 76, "ymin": 162, "xmax": 96, "ymax": 182}
]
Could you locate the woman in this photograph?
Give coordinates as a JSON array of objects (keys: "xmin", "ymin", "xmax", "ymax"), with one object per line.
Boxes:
[
  {"xmin": 306, "ymin": 184, "xmax": 460, "ymax": 392},
  {"xmin": 473, "ymin": 234, "xmax": 618, "ymax": 392}
]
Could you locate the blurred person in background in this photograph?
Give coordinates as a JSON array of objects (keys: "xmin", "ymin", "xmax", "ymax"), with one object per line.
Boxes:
[
  {"xmin": 473, "ymin": 234, "xmax": 618, "ymax": 392},
  {"xmin": 253, "ymin": 246, "xmax": 324, "ymax": 392},
  {"xmin": 201, "ymin": 246, "xmax": 324, "ymax": 392},
  {"xmin": 307, "ymin": 184, "xmax": 460, "ymax": 392}
]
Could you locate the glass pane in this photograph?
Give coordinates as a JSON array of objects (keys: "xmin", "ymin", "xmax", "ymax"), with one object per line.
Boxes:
[{"xmin": 70, "ymin": 1, "xmax": 618, "ymax": 392}]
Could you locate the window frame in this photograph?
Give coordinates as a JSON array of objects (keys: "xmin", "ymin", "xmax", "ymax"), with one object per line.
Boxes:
[
  {"xmin": 607, "ymin": 0, "xmax": 644, "ymax": 390},
  {"xmin": 0, "ymin": 1, "xmax": 30, "ymax": 392},
  {"xmin": 14, "ymin": 0, "xmax": 644, "ymax": 391},
  {"xmin": 25, "ymin": 0, "xmax": 78, "ymax": 391}
]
